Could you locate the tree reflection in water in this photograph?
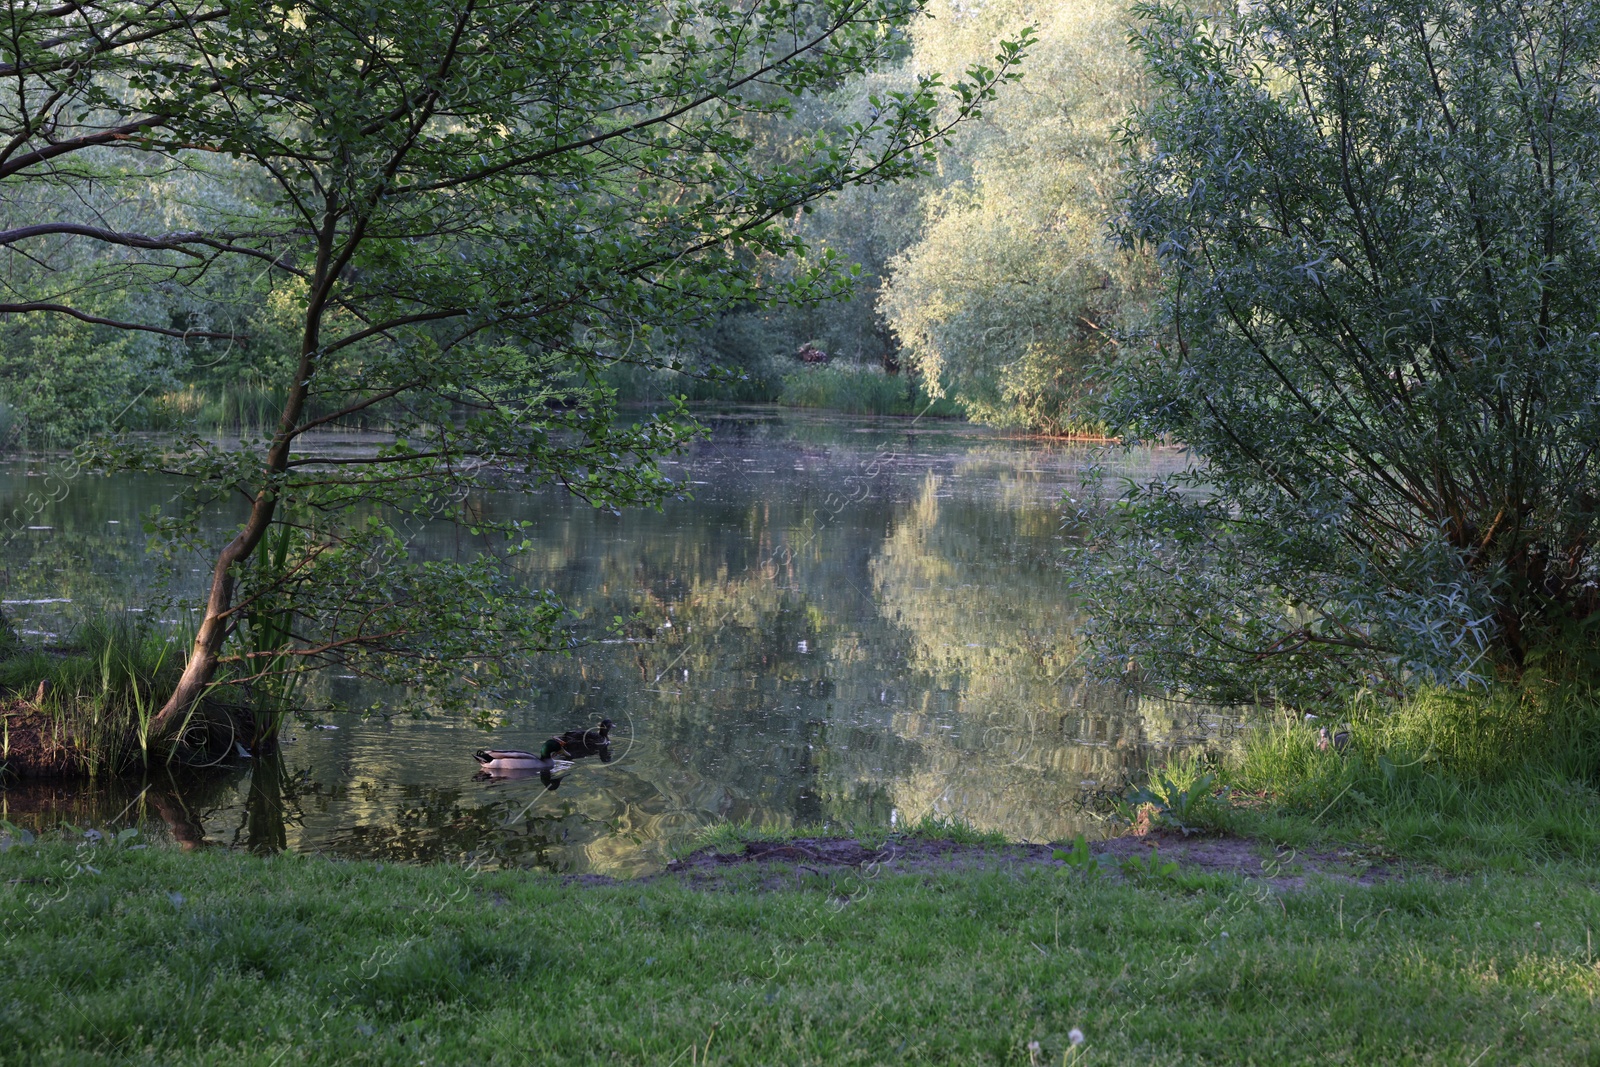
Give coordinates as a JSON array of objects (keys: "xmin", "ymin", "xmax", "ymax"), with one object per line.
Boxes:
[
  {"xmin": 0, "ymin": 415, "xmax": 1244, "ymax": 873},
  {"xmin": 242, "ymin": 753, "xmax": 290, "ymax": 855}
]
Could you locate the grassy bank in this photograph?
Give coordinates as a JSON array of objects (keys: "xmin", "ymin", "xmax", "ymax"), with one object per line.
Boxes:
[
  {"xmin": 1143, "ymin": 682, "xmax": 1600, "ymax": 871},
  {"xmin": 8, "ymin": 666, "xmax": 1600, "ymax": 1063},
  {"xmin": 2, "ymin": 830, "xmax": 1597, "ymax": 1065},
  {"xmin": 602, "ymin": 358, "xmax": 965, "ymax": 418}
]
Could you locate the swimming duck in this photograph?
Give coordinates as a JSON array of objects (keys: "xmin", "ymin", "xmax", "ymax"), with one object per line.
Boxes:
[
  {"xmin": 550, "ymin": 718, "xmax": 614, "ymax": 758},
  {"xmin": 473, "ymin": 738, "xmax": 575, "ymax": 775}
]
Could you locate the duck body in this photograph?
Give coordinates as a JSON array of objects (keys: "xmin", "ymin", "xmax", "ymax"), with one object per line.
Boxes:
[
  {"xmin": 1316, "ymin": 726, "xmax": 1351, "ymax": 752},
  {"xmin": 473, "ymin": 746, "xmax": 575, "ymax": 775},
  {"xmin": 551, "ymin": 718, "xmax": 614, "ymax": 758}
]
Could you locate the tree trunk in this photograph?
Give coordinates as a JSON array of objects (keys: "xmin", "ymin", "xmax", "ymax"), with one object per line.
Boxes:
[
  {"xmin": 148, "ymin": 215, "xmax": 339, "ymax": 742},
  {"xmin": 244, "ymin": 752, "xmax": 288, "ymax": 854},
  {"xmin": 146, "ymin": 507, "xmax": 272, "ymax": 739},
  {"xmin": 147, "ymin": 789, "xmax": 207, "ymax": 852}
]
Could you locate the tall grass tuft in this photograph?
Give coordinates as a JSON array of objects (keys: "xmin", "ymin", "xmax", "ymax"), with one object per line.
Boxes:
[
  {"xmin": 140, "ymin": 385, "xmax": 284, "ymax": 434},
  {"xmin": 138, "ymin": 384, "xmax": 360, "ymax": 435},
  {"xmin": 1183, "ymin": 682, "xmax": 1600, "ymax": 868},
  {"xmin": 2, "ymin": 617, "xmax": 185, "ymax": 776}
]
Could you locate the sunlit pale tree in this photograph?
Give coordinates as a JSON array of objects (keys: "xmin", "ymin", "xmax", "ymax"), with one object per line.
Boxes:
[{"xmin": 879, "ymin": 0, "xmax": 1152, "ymax": 434}]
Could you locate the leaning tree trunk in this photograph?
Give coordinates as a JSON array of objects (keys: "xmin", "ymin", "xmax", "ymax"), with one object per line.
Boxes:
[
  {"xmin": 147, "ymin": 493, "xmax": 279, "ymax": 739},
  {"xmin": 148, "ymin": 226, "xmax": 339, "ymax": 741}
]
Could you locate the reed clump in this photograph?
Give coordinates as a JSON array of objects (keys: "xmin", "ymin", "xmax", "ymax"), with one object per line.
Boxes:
[
  {"xmin": 777, "ymin": 363, "xmax": 961, "ymax": 417},
  {"xmin": 137, "ymin": 384, "xmax": 370, "ymax": 435},
  {"xmin": 138, "ymin": 384, "xmax": 283, "ymax": 434},
  {"xmin": 0, "ymin": 617, "xmax": 185, "ymax": 778}
]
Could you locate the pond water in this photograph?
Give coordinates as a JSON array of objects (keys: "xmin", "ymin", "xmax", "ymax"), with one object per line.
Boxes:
[{"xmin": 0, "ymin": 410, "xmax": 1247, "ymax": 875}]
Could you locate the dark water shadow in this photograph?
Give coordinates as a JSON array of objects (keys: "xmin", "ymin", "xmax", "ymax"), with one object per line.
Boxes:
[
  {"xmin": 242, "ymin": 752, "xmax": 290, "ymax": 854},
  {"xmin": 0, "ymin": 764, "xmax": 248, "ymax": 848}
]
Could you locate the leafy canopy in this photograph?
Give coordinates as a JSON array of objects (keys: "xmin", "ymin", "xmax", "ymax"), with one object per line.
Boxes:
[
  {"xmin": 34, "ymin": 0, "xmax": 1029, "ymax": 727},
  {"xmin": 881, "ymin": 0, "xmax": 1152, "ymax": 435},
  {"xmin": 1075, "ymin": 0, "xmax": 1600, "ymax": 703}
]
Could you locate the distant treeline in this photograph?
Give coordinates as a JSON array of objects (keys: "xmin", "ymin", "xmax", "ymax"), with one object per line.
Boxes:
[
  {"xmin": 0, "ymin": 0, "xmax": 1147, "ymax": 445},
  {"xmin": 621, "ymin": 0, "xmax": 1152, "ymax": 433}
]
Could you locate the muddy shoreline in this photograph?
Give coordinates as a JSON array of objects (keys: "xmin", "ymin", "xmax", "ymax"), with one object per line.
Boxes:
[{"xmin": 558, "ymin": 830, "xmax": 1401, "ymax": 891}]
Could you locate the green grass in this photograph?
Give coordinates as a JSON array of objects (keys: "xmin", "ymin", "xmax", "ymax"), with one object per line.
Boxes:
[
  {"xmin": 601, "ymin": 361, "xmax": 782, "ymax": 404},
  {"xmin": 1155, "ymin": 683, "xmax": 1600, "ymax": 872},
  {"xmin": 894, "ymin": 812, "xmax": 1012, "ymax": 846},
  {"xmin": 601, "ymin": 356, "xmax": 966, "ymax": 417},
  {"xmin": 684, "ymin": 819, "xmax": 839, "ymax": 855},
  {"xmin": 8, "ymin": 682, "xmax": 1600, "ymax": 1063},
  {"xmin": 2, "ymin": 831, "xmax": 1598, "ymax": 1065}
]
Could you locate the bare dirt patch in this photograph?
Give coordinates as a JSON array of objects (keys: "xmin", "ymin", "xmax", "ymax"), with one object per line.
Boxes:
[{"xmin": 620, "ymin": 830, "xmax": 1399, "ymax": 891}]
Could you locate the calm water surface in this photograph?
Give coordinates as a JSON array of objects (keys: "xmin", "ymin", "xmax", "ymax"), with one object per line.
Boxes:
[{"xmin": 0, "ymin": 410, "xmax": 1244, "ymax": 874}]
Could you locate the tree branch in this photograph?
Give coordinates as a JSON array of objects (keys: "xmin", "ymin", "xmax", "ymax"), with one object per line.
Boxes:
[{"xmin": 0, "ymin": 301, "xmax": 243, "ymax": 339}]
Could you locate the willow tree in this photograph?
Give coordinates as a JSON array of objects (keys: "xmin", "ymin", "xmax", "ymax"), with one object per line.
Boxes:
[
  {"xmin": 1075, "ymin": 0, "xmax": 1600, "ymax": 704},
  {"xmin": 101, "ymin": 0, "xmax": 1025, "ymax": 742},
  {"xmin": 879, "ymin": 0, "xmax": 1152, "ymax": 434}
]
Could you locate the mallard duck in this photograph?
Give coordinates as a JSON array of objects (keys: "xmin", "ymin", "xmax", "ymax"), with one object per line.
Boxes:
[
  {"xmin": 550, "ymin": 718, "xmax": 614, "ymax": 757},
  {"xmin": 473, "ymin": 738, "xmax": 575, "ymax": 775}
]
